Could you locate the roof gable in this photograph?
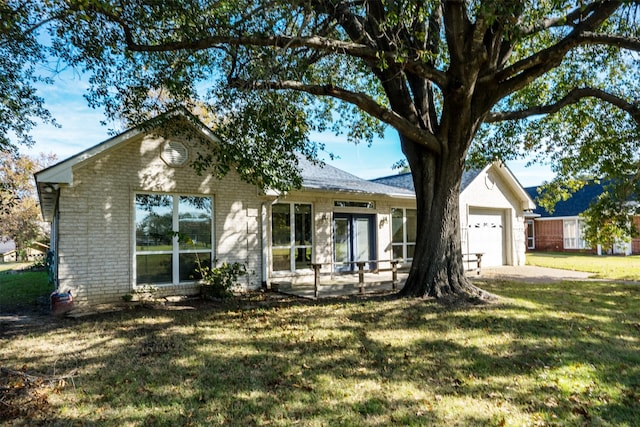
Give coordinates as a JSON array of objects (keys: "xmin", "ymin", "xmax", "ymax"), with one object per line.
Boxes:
[
  {"xmin": 35, "ymin": 107, "xmax": 219, "ymax": 186},
  {"xmin": 371, "ymin": 163, "xmax": 535, "ymax": 210}
]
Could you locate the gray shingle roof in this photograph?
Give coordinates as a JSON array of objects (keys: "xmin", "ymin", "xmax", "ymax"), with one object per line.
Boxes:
[
  {"xmin": 297, "ymin": 156, "xmax": 414, "ymax": 197},
  {"xmin": 370, "ymin": 168, "xmax": 483, "ymax": 193},
  {"xmin": 525, "ymin": 181, "xmax": 606, "ymax": 217}
]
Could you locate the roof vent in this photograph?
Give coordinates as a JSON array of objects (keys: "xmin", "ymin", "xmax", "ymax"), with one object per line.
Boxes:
[{"xmin": 161, "ymin": 140, "xmax": 188, "ymax": 167}]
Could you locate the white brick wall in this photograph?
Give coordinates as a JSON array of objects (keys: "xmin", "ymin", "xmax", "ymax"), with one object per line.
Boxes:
[{"xmin": 56, "ymin": 122, "xmax": 264, "ymax": 305}]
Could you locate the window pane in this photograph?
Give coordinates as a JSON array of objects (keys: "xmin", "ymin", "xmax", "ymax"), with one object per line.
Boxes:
[
  {"xmin": 563, "ymin": 220, "xmax": 576, "ymax": 238},
  {"xmin": 563, "ymin": 220, "xmax": 578, "ymax": 249},
  {"xmin": 391, "ymin": 209, "xmax": 404, "ymax": 243},
  {"xmin": 406, "ymin": 209, "xmax": 417, "ymax": 243},
  {"xmin": 294, "ymin": 204, "xmax": 312, "ymax": 245},
  {"xmin": 136, "ymin": 254, "xmax": 172, "ymax": 283},
  {"xmin": 334, "ymin": 201, "xmax": 375, "ymax": 208},
  {"xmin": 179, "ymin": 252, "xmax": 212, "ymax": 282},
  {"xmin": 578, "ymin": 220, "xmax": 587, "ymax": 249},
  {"xmin": 392, "ymin": 245, "xmax": 404, "ymax": 260},
  {"xmin": 294, "ymin": 247, "xmax": 312, "ymax": 270},
  {"xmin": 334, "ymin": 218, "xmax": 349, "ymax": 264},
  {"xmin": 179, "ymin": 196, "xmax": 212, "ymax": 250},
  {"xmin": 272, "ymin": 247, "xmax": 291, "ymax": 271},
  {"xmin": 135, "ymin": 195, "xmax": 173, "ymax": 251},
  {"xmin": 355, "ymin": 218, "xmax": 370, "ymax": 262},
  {"xmin": 272, "ymin": 204, "xmax": 291, "ymax": 245}
]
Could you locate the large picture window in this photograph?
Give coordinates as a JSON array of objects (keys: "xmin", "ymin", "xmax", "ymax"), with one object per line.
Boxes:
[
  {"xmin": 391, "ymin": 208, "xmax": 417, "ymax": 261},
  {"xmin": 135, "ymin": 194, "xmax": 213, "ymax": 285},
  {"xmin": 272, "ymin": 203, "xmax": 312, "ymax": 271},
  {"xmin": 563, "ymin": 218, "xmax": 587, "ymax": 250}
]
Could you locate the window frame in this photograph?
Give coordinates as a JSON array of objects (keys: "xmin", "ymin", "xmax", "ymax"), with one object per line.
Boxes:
[
  {"xmin": 134, "ymin": 193, "xmax": 214, "ymax": 286},
  {"xmin": 271, "ymin": 202, "xmax": 313, "ymax": 272},
  {"xmin": 563, "ymin": 218, "xmax": 586, "ymax": 250},
  {"xmin": 391, "ymin": 207, "xmax": 417, "ymax": 261},
  {"xmin": 526, "ymin": 219, "xmax": 535, "ymax": 250}
]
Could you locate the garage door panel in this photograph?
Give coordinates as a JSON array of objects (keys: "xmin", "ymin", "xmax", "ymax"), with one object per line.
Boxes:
[{"xmin": 468, "ymin": 209, "xmax": 505, "ymax": 267}]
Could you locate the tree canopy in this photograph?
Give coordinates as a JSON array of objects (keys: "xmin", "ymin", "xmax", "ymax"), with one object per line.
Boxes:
[
  {"xmin": 0, "ymin": 152, "xmax": 54, "ymax": 258},
  {"xmin": 0, "ymin": 1, "xmax": 58, "ymax": 152},
  {"xmin": 4, "ymin": 1, "xmax": 640, "ymax": 299}
]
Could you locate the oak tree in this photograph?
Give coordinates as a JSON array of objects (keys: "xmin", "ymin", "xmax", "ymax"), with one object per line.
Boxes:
[
  {"xmin": 11, "ymin": 1, "xmax": 640, "ymax": 299},
  {"xmin": 0, "ymin": 0, "xmax": 57, "ymax": 153}
]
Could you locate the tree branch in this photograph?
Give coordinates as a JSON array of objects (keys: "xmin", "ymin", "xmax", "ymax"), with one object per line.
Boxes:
[
  {"xmin": 486, "ymin": 87, "xmax": 640, "ymax": 125},
  {"xmin": 229, "ymin": 78, "xmax": 442, "ymax": 155},
  {"xmin": 516, "ymin": 2, "xmax": 607, "ymax": 36},
  {"xmin": 491, "ymin": 1, "xmax": 622, "ymax": 97},
  {"xmin": 82, "ymin": 2, "xmax": 448, "ymax": 89},
  {"xmin": 578, "ymin": 31, "xmax": 640, "ymax": 51}
]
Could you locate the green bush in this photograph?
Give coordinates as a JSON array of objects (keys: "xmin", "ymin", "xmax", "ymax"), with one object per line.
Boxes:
[{"xmin": 198, "ymin": 260, "xmax": 247, "ymax": 300}]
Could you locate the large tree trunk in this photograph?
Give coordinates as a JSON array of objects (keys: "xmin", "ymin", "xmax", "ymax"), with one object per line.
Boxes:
[{"xmin": 398, "ymin": 134, "xmax": 490, "ymax": 300}]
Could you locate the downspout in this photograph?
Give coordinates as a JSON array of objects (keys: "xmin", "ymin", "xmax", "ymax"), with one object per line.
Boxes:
[
  {"xmin": 465, "ymin": 203, "xmax": 470, "ymax": 270},
  {"xmin": 261, "ymin": 202, "xmax": 270, "ymax": 289}
]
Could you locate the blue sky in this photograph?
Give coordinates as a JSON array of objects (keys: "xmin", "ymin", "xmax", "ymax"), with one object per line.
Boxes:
[{"xmin": 19, "ymin": 73, "xmax": 554, "ymax": 187}]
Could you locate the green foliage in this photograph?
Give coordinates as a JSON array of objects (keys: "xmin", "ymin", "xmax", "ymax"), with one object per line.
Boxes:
[
  {"xmin": 532, "ymin": 177, "xmax": 587, "ymax": 214},
  {"xmin": 0, "ymin": 1, "xmax": 58, "ymax": 151},
  {"xmin": 581, "ymin": 184, "xmax": 639, "ymax": 253},
  {"xmin": 0, "ymin": 152, "xmax": 53, "ymax": 249},
  {"xmin": 197, "ymin": 259, "xmax": 247, "ymax": 300},
  {"xmin": 0, "ymin": 267, "xmax": 50, "ymax": 308}
]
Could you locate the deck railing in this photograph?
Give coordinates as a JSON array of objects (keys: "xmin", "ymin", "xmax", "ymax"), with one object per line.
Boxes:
[{"xmin": 308, "ymin": 260, "xmax": 402, "ymax": 299}]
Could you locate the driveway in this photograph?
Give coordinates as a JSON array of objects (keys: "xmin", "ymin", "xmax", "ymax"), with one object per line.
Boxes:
[{"xmin": 477, "ymin": 265, "xmax": 593, "ymax": 283}]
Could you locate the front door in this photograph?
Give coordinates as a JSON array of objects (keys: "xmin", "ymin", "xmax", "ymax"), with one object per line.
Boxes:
[{"xmin": 334, "ymin": 214, "xmax": 376, "ymax": 272}]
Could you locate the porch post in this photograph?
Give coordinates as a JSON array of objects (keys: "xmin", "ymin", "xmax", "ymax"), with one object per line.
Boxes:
[
  {"xmin": 391, "ymin": 260, "xmax": 398, "ymax": 290},
  {"xmin": 311, "ymin": 263, "xmax": 321, "ymax": 299},
  {"xmin": 357, "ymin": 262, "xmax": 365, "ymax": 294}
]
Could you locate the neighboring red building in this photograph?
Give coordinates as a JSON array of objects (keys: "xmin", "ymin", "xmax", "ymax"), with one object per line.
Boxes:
[{"xmin": 525, "ymin": 182, "xmax": 640, "ymax": 255}]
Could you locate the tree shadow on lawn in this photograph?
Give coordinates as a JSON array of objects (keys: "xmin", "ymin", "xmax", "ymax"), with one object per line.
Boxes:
[{"xmin": 1, "ymin": 283, "xmax": 639, "ymax": 426}]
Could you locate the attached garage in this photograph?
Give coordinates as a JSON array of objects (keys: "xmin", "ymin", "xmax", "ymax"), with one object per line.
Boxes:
[
  {"xmin": 457, "ymin": 163, "xmax": 536, "ymax": 268},
  {"xmin": 374, "ymin": 162, "xmax": 536, "ymax": 269},
  {"xmin": 466, "ymin": 208, "xmax": 506, "ymax": 267}
]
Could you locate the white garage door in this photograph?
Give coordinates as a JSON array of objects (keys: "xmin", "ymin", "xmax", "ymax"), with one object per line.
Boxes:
[{"xmin": 467, "ymin": 209, "xmax": 505, "ymax": 267}]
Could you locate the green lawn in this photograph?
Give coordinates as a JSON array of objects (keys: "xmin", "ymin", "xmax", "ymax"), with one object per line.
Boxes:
[
  {"xmin": 2, "ymin": 279, "xmax": 639, "ymax": 426},
  {"xmin": 526, "ymin": 252, "xmax": 640, "ymax": 281},
  {"xmin": 0, "ymin": 263, "xmax": 51, "ymax": 311}
]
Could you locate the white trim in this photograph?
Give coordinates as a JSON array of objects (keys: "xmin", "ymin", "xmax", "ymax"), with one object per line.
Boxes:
[
  {"xmin": 133, "ymin": 192, "xmax": 215, "ymax": 287},
  {"xmin": 534, "ymin": 215, "xmax": 581, "ymax": 221},
  {"xmin": 461, "ymin": 162, "xmax": 536, "ymax": 211},
  {"xmin": 271, "ymin": 202, "xmax": 314, "ymax": 273},
  {"xmin": 36, "ymin": 109, "xmax": 220, "ymax": 186},
  {"xmin": 562, "ymin": 218, "xmax": 587, "ymax": 250},
  {"xmin": 390, "ymin": 207, "xmax": 417, "ymax": 261},
  {"xmin": 526, "ymin": 219, "xmax": 535, "ymax": 250}
]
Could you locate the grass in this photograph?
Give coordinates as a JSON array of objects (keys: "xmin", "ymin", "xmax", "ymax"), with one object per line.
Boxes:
[
  {"xmin": 0, "ymin": 263, "xmax": 51, "ymax": 311},
  {"xmin": 1, "ymin": 278, "xmax": 639, "ymax": 426},
  {"xmin": 527, "ymin": 252, "xmax": 640, "ymax": 281}
]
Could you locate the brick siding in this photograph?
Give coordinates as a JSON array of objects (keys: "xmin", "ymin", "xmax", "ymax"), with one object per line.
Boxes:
[{"xmin": 56, "ymin": 122, "xmax": 263, "ymax": 305}]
